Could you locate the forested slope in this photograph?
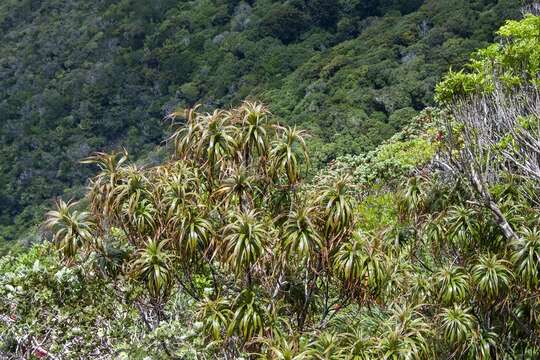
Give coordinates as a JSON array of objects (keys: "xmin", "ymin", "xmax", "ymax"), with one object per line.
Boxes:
[
  {"xmin": 0, "ymin": 0, "xmax": 520, "ymax": 242},
  {"xmin": 1, "ymin": 12, "xmax": 540, "ymax": 358}
]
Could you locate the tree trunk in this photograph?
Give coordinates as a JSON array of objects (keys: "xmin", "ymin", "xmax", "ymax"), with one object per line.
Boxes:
[{"xmin": 468, "ymin": 164, "xmax": 517, "ymax": 241}]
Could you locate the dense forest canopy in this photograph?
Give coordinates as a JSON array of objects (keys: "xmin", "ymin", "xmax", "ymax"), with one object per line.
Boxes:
[
  {"xmin": 0, "ymin": 0, "xmax": 521, "ymax": 243},
  {"xmin": 2, "ymin": 10, "xmax": 540, "ymax": 358}
]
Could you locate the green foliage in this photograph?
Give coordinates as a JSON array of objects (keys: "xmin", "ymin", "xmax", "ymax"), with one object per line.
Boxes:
[
  {"xmin": 322, "ymin": 108, "xmax": 440, "ymax": 187},
  {"xmin": 512, "ymin": 227, "xmax": 540, "ymax": 289},
  {"xmin": 132, "ymin": 238, "xmax": 173, "ymax": 300},
  {"xmin": 333, "ymin": 231, "xmax": 386, "ymax": 298},
  {"xmin": 0, "ymin": 243, "xmax": 210, "ymax": 358},
  {"xmin": 435, "ymin": 265, "xmax": 470, "ymax": 305},
  {"xmin": 228, "ymin": 289, "xmax": 265, "ymax": 340},
  {"xmin": 3, "ymin": 7, "xmax": 540, "ymax": 360},
  {"xmin": 436, "ymin": 14, "xmax": 540, "ymax": 102},
  {"xmin": 471, "ymin": 254, "xmax": 512, "ymax": 299},
  {"xmin": 43, "ymin": 199, "xmax": 92, "ymax": 259},
  {"xmin": 0, "ymin": 244, "xmax": 131, "ymax": 357},
  {"xmin": 260, "ymin": 4, "xmax": 310, "ymax": 44},
  {"xmin": 440, "ymin": 304, "xmax": 476, "ymax": 345},
  {"xmin": 0, "ymin": 0, "xmax": 521, "ymax": 242},
  {"xmin": 282, "ymin": 205, "xmax": 322, "ymax": 261},
  {"xmin": 223, "ymin": 210, "xmax": 267, "ymax": 275}
]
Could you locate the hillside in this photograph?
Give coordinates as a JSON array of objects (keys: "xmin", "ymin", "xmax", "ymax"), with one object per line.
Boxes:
[
  {"xmin": 0, "ymin": 0, "xmax": 521, "ymax": 242},
  {"xmin": 2, "ymin": 12, "xmax": 540, "ymax": 358}
]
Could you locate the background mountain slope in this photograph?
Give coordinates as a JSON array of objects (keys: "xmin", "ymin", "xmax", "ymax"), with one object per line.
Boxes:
[
  {"xmin": 0, "ymin": 0, "xmax": 520, "ymax": 241},
  {"xmin": 1, "ymin": 5, "xmax": 540, "ymax": 359}
]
